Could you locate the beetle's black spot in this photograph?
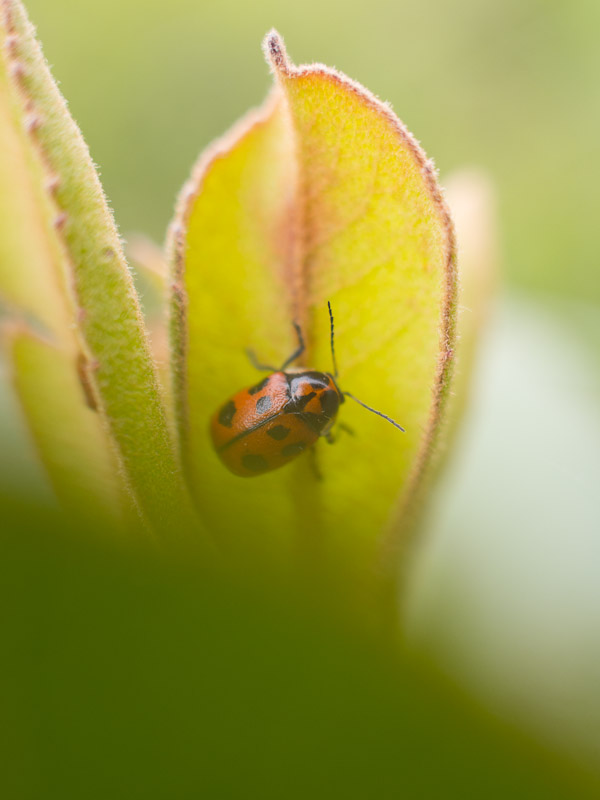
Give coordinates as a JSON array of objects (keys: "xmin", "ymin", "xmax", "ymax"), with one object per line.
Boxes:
[
  {"xmin": 300, "ymin": 412, "xmax": 330, "ymax": 435},
  {"xmin": 248, "ymin": 376, "xmax": 270, "ymax": 395},
  {"xmin": 242, "ymin": 454, "xmax": 268, "ymax": 472},
  {"xmin": 292, "ymin": 391, "xmax": 316, "ymax": 411},
  {"xmin": 256, "ymin": 395, "xmax": 272, "ymax": 414},
  {"xmin": 218, "ymin": 400, "xmax": 236, "ymax": 428},
  {"xmin": 267, "ymin": 424, "xmax": 291, "ymax": 441},
  {"xmin": 282, "ymin": 441, "xmax": 307, "ymax": 458},
  {"xmin": 320, "ymin": 389, "xmax": 339, "ymax": 417}
]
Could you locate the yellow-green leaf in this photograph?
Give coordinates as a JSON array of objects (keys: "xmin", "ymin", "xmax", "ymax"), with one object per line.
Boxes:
[
  {"xmin": 169, "ymin": 93, "xmax": 298, "ymax": 562},
  {"xmin": 169, "ymin": 32, "xmax": 456, "ymax": 582}
]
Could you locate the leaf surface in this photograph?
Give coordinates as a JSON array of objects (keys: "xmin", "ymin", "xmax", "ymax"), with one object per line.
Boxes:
[
  {"xmin": 170, "ymin": 32, "xmax": 456, "ymax": 576},
  {"xmin": 169, "ymin": 94, "xmax": 300, "ymax": 560}
]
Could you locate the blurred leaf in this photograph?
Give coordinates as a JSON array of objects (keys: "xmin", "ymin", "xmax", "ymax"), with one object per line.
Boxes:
[
  {"xmin": 0, "ymin": 0, "xmax": 120, "ymax": 516},
  {"xmin": 405, "ymin": 296, "xmax": 600, "ymax": 769},
  {"xmin": 127, "ymin": 233, "xmax": 168, "ymax": 297},
  {"xmin": 405, "ymin": 169, "xmax": 499, "ymax": 531},
  {"xmin": 169, "ymin": 31, "xmax": 456, "ymax": 584},
  {"xmin": 127, "ymin": 234, "xmax": 171, "ymax": 396},
  {"xmin": 7, "ymin": 328, "xmax": 122, "ymax": 524},
  {"xmin": 2, "ymin": 498, "xmax": 599, "ymax": 799},
  {"xmin": 0, "ymin": 26, "xmax": 68, "ymax": 338},
  {"xmin": 445, "ymin": 169, "xmax": 498, "ymax": 413},
  {"xmin": 0, "ymin": 1, "xmax": 204, "ymax": 543}
]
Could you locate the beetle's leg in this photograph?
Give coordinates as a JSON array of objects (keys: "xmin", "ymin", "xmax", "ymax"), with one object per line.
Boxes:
[
  {"xmin": 324, "ymin": 421, "xmax": 356, "ymax": 445},
  {"xmin": 338, "ymin": 421, "xmax": 355, "ymax": 437},
  {"xmin": 308, "ymin": 445, "xmax": 323, "ymax": 481},
  {"xmin": 280, "ymin": 322, "xmax": 305, "ymax": 370},
  {"xmin": 246, "ymin": 322, "xmax": 305, "ymax": 372},
  {"xmin": 246, "ymin": 348, "xmax": 277, "ymax": 372}
]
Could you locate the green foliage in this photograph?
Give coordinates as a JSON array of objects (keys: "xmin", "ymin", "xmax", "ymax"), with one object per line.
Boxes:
[
  {"xmin": 2, "ymin": 499, "xmax": 599, "ymax": 799},
  {"xmin": 0, "ymin": 1, "xmax": 461, "ymax": 593},
  {"xmin": 1, "ymin": 1, "xmax": 599, "ymax": 794},
  {"xmin": 18, "ymin": 0, "xmax": 600, "ymax": 305},
  {"xmin": 0, "ymin": 0, "xmax": 204, "ymax": 543}
]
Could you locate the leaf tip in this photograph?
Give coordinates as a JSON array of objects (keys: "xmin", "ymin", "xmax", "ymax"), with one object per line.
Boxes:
[{"xmin": 262, "ymin": 29, "xmax": 291, "ymax": 76}]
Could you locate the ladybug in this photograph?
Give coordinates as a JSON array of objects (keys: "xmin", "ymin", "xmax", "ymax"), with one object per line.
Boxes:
[{"xmin": 210, "ymin": 303, "xmax": 404, "ymax": 477}]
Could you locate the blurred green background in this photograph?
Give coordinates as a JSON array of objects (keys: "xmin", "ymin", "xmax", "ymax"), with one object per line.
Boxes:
[
  {"xmin": 24, "ymin": 0, "xmax": 600, "ymax": 303},
  {"xmin": 2, "ymin": 0, "xmax": 599, "ymax": 790}
]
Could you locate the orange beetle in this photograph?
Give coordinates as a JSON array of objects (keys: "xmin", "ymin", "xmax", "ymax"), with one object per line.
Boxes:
[{"xmin": 210, "ymin": 303, "xmax": 404, "ymax": 477}]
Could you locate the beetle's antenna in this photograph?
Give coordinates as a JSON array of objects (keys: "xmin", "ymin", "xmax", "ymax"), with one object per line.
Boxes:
[
  {"xmin": 327, "ymin": 301, "xmax": 339, "ymax": 378},
  {"xmin": 343, "ymin": 392, "xmax": 405, "ymax": 432}
]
